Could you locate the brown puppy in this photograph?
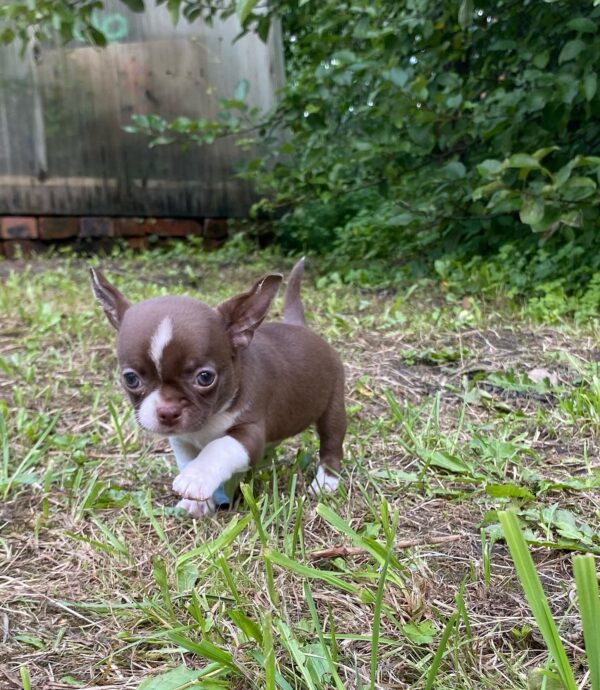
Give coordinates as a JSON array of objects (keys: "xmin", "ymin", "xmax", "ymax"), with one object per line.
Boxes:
[{"xmin": 90, "ymin": 259, "xmax": 346, "ymax": 517}]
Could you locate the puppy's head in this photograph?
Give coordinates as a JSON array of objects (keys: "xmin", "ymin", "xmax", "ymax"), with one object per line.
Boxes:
[{"xmin": 90, "ymin": 268, "xmax": 282, "ymax": 436}]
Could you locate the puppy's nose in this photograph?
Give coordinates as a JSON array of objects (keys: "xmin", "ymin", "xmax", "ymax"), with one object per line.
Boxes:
[{"xmin": 156, "ymin": 404, "xmax": 182, "ymax": 427}]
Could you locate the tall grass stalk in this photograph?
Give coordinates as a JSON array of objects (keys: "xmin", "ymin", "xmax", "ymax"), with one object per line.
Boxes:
[
  {"xmin": 499, "ymin": 511, "xmax": 577, "ymax": 690},
  {"xmin": 573, "ymin": 554, "xmax": 600, "ymax": 690}
]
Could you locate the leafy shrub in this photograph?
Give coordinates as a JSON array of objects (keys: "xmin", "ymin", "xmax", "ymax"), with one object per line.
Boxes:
[{"xmin": 5, "ymin": 0, "xmax": 600, "ymax": 293}]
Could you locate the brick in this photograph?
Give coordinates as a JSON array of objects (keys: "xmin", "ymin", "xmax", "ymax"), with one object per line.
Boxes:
[
  {"xmin": 79, "ymin": 217, "xmax": 114, "ymax": 238},
  {"xmin": 204, "ymin": 218, "xmax": 229, "ymax": 239},
  {"xmin": 2, "ymin": 239, "xmax": 46, "ymax": 258},
  {"xmin": 151, "ymin": 219, "xmax": 204, "ymax": 238},
  {"xmin": 38, "ymin": 216, "xmax": 79, "ymax": 240},
  {"xmin": 0, "ymin": 217, "xmax": 38, "ymax": 240},
  {"xmin": 114, "ymin": 217, "xmax": 157, "ymax": 237}
]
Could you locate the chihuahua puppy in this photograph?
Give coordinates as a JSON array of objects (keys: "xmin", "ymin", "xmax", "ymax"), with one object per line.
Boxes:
[{"xmin": 90, "ymin": 259, "xmax": 346, "ymax": 517}]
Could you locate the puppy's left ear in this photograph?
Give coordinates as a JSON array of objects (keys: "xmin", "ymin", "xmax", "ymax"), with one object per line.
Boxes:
[
  {"xmin": 89, "ymin": 268, "xmax": 130, "ymax": 330},
  {"xmin": 217, "ymin": 273, "xmax": 283, "ymax": 350}
]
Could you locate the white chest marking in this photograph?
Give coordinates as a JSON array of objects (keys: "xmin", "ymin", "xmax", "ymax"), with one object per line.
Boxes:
[
  {"xmin": 149, "ymin": 316, "xmax": 173, "ymax": 376},
  {"xmin": 169, "ymin": 406, "xmax": 243, "ymax": 470}
]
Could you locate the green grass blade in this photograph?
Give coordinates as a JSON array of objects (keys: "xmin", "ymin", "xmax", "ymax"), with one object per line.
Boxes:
[
  {"xmin": 275, "ymin": 620, "xmax": 318, "ymax": 690},
  {"xmin": 370, "ymin": 511, "xmax": 397, "ymax": 690},
  {"xmin": 573, "ymin": 554, "xmax": 600, "ymax": 690},
  {"xmin": 263, "ymin": 612, "xmax": 276, "ymax": 690},
  {"xmin": 176, "ymin": 513, "xmax": 252, "ymax": 565},
  {"xmin": 240, "ymin": 484, "xmax": 279, "ymax": 607},
  {"xmin": 264, "ymin": 548, "xmax": 359, "ymax": 595},
  {"xmin": 19, "ymin": 666, "xmax": 31, "ymax": 690},
  {"xmin": 304, "ymin": 583, "xmax": 345, "ymax": 690},
  {"xmin": 424, "ymin": 613, "xmax": 457, "ymax": 690},
  {"xmin": 166, "ymin": 633, "xmax": 236, "ymax": 670},
  {"xmin": 498, "ymin": 511, "xmax": 577, "ymax": 690},
  {"xmin": 316, "ymin": 503, "xmax": 404, "ymax": 581}
]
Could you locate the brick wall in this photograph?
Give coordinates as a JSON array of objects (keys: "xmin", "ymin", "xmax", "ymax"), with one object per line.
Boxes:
[{"xmin": 0, "ymin": 216, "xmax": 230, "ymax": 258}]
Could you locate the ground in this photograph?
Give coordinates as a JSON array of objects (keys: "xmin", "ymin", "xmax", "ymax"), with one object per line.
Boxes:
[{"xmin": 1, "ymin": 244, "xmax": 599, "ymax": 690}]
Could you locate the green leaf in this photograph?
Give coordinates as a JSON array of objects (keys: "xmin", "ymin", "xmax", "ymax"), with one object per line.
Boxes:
[
  {"xmin": 566, "ymin": 17, "xmax": 597, "ymax": 33},
  {"xmin": 477, "ymin": 159, "xmax": 503, "ymax": 177},
  {"xmin": 533, "ymin": 51, "xmax": 550, "ymax": 69},
  {"xmin": 426, "ymin": 451, "xmax": 472, "ymax": 475},
  {"xmin": 228, "ymin": 609, "xmax": 262, "ymax": 644},
  {"xmin": 558, "ymin": 39, "xmax": 586, "ymax": 64},
  {"xmin": 443, "ymin": 161, "xmax": 466, "ymax": 179},
  {"xmin": 486, "ymin": 483, "xmax": 535, "ymax": 501},
  {"xmin": 519, "ymin": 196, "xmax": 545, "ymax": 226},
  {"xmin": 532, "ymin": 146, "xmax": 559, "ymax": 161},
  {"xmin": 383, "ymin": 67, "xmax": 409, "ymax": 87},
  {"xmin": 554, "ymin": 161, "xmax": 575, "ymax": 188},
  {"xmin": 458, "ymin": 0, "xmax": 473, "ymax": 30},
  {"xmin": 86, "ymin": 25, "xmax": 107, "ymax": 47},
  {"xmin": 137, "ymin": 664, "xmax": 222, "ymax": 689},
  {"xmin": 561, "ymin": 176, "xmax": 596, "ymax": 201},
  {"xmin": 166, "ymin": 0, "xmax": 181, "ymax": 24},
  {"xmin": 401, "ymin": 620, "xmax": 437, "ymax": 645},
  {"xmin": 530, "ymin": 205, "xmax": 562, "ymax": 233},
  {"xmin": 506, "ymin": 154, "xmax": 541, "ymax": 170},
  {"xmin": 560, "ymin": 210, "xmax": 583, "ymax": 228},
  {"xmin": 446, "ymin": 93, "xmax": 463, "ymax": 108},
  {"xmin": 120, "ymin": 0, "xmax": 145, "ymax": 11},
  {"xmin": 386, "ymin": 212, "xmax": 414, "ymax": 226},
  {"xmin": 584, "ymin": 73, "xmax": 597, "ymax": 101},
  {"xmin": 234, "ymin": 79, "xmax": 249, "ymax": 102}
]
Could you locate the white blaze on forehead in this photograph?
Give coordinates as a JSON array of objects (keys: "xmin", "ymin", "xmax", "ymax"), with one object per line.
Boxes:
[{"xmin": 149, "ymin": 316, "xmax": 173, "ymax": 376}]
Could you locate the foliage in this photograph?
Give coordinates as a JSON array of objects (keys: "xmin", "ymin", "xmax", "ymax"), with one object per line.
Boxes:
[
  {"xmin": 500, "ymin": 512, "xmax": 600, "ymax": 690},
  {"xmin": 0, "ymin": 0, "xmax": 261, "ymax": 47},
  {"xmin": 125, "ymin": 0, "xmax": 600, "ymax": 280},
  {"xmin": 3, "ymin": 0, "xmax": 600, "ymax": 289}
]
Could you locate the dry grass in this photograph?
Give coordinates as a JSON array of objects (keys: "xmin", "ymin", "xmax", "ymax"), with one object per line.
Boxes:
[{"xmin": 1, "ymin": 246, "xmax": 599, "ymax": 689}]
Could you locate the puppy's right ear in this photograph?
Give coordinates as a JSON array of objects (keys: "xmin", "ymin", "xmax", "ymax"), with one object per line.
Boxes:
[{"xmin": 89, "ymin": 268, "xmax": 130, "ymax": 330}]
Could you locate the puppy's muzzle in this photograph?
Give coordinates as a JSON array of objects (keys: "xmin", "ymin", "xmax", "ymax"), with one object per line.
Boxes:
[{"xmin": 156, "ymin": 403, "xmax": 182, "ymax": 428}]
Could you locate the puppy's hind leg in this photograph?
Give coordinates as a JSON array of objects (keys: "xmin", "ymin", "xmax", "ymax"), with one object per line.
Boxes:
[{"xmin": 309, "ymin": 383, "xmax": 346, "ymax": 495}]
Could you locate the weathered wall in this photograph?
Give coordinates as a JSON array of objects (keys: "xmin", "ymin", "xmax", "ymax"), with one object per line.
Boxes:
[{"xmin": 0, "ymin": 4, "xmax": 283, "ymax": 217}]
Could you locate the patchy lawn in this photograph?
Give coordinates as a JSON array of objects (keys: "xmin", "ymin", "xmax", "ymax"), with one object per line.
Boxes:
[{"xmin": 1, "ymin": 246, "xmax": 599, "ymax": 689}]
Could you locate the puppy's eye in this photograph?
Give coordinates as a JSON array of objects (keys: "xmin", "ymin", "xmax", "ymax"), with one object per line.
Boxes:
[
  {"xmin": 195, "ymin": 370, "xmax": 216, "ymax": 387},
  {"xmin": 123, "ymin": 371, "xmax": 142, "ymax": 389}
]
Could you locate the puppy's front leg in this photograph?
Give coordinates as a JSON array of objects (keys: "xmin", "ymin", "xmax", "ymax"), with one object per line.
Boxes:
[
  {"xmin": 169, "ymin": 437, "xmax": 216, "ymax": 516},
  {"xmin": 172, "ymin": 425, "xmax": 263, "ymax": 508}
]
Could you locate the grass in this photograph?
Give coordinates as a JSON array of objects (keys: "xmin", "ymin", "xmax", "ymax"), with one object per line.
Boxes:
[{"xmin": 1, "ymin": 240, "xmax": 600, "ymax": 689}]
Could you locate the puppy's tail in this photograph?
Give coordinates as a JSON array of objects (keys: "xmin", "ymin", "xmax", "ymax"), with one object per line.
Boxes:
[{"xmin": 283, "ymin": 257, "xmax": 306, "ymax": 326}]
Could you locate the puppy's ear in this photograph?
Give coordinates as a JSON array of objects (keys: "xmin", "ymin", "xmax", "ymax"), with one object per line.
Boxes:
[
  {"xmin": 89, "ymin": 268, "xmax": 130, "ymax": 330},
  {"xmin": 217, "ymin": 273, "xmax": 283, "ymax": 350}
]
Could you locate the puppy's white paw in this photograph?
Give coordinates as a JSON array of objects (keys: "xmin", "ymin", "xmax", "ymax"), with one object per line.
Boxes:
[
  {"xmin": 308, "ymin": 465, "xmax": 340, "ymax": 496},
  {"xmin": 173, "ymin": 470, "xmax": 220, "ymax": 501},
  {"xmin": 177, "ymin": 498, "xmax": 216, "ymax": 518}
]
